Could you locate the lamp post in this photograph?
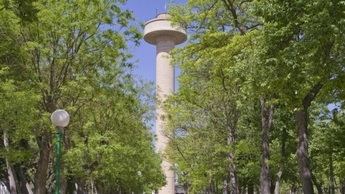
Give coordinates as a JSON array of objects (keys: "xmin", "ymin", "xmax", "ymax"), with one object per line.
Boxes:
[{"xmin": 51, "ymin": 109, "xmax": 70, "ymax": 194}]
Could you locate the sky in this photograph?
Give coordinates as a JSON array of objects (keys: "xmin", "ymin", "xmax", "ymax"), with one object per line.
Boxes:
[{"xmin": 123, "ymin": 0, "xmax": 186, "ymax": 83}]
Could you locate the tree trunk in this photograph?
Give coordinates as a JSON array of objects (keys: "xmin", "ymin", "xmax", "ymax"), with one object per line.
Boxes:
[
  {"xmin": 34, "ymin": 133, "xmax": 51, "ymax": 194},
  {"xmin": 290, "ymin": 185, "xmax": 297, "ymax": 194},
  {"xmin": 25, "ymin": 182, "xmax": 34, "ymax": 194},
  {"xmin": 223, "ymin": 180, "xmax": 229, "ymax": 194},
  {"xmin": 247, "ymin": 183, "xmax": 254, "ymax": 194},
  {"xmin": 312, "ymin": 173, "xmax": 323, "ymax": 194},
  {"xmin": 274, "ymin": 170, "xmax": 282, "ymax": 194},
  {"xmin": 270, "ymin": 179, "xmax": 276, "ymax": 194},
  {"xmin": 14, "ymin": 165, "xmax": 31, "ymax": 194},
  {"xmin": 296, "ymin": 110, "xmax": 314, "ymax": 194},
  {"xmin": 296, "ymin": 83, "xmax": 323, "ymax": 194},
  {"xmin": 34, "ymin": 94, "xmax": 56, "ymax": 194},
  {"xmin": 227, "ymin": 127, "xmax": 239, "ymax": 194},
  {"xmin": 6, "ymin": 157, "xmax": 18, "ymax": 193},
  {"xmin": 3, "ymin": 129, "xmax": 19, "ymax": 194},
  {"xmin": 329, "ymin": 153, "xmax": 335, "ymax": 194},
  {"xmin": 65, "ymin": 178, "xmax": 75, "ymax": 194},
  {"xmin": 76, "ymin": 181, "xmax": 85, "ymax": 194},
  {"xmin": 260, "ymin": 97, "xmax": 273, "ymax": 194},
  {"xmin": 341, "ymin": 181, "xmax": 345, "ymax": 194},
  {"xmin": 274, "ymin": 126, "xmax": 287, "ymax": 194}
]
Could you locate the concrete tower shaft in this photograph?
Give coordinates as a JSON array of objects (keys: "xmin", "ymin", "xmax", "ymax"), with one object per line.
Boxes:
[{"xmin": 144, "ymin": 13, "xmax": 187, "ymax": 194}]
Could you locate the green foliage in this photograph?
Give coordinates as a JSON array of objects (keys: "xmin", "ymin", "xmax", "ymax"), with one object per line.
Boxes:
[
  {"xmin": 0, "ymin": 0, "xmax": 162, "ymax": 192},
  {"xmin": 310, "ymin": 104, "xmax": 345, "ymax": 187},
  {"xmin": 166, "ymin": 0, "xmax": 345, "ymax": 193}
]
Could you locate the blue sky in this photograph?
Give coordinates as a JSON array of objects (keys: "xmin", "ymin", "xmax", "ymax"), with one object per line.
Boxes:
[{"xmin": 124, "ymin": 0, "xmax": 186, "ymax": 83}]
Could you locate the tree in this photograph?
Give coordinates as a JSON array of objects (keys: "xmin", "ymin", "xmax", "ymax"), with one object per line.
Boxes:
[
  {"xmin": 0, "ymin": 0, "xmax": 163, "ymax": 193},
  {"xmin": 166, "ymin": 1, "xmax": 268, "ymax": 193},
  {"xmin": 253, "ymin": 0, "xmax": 345, "ymax": 192},
  {"xmin": 167, "ymin": 0, "xmax": 345, "ymax": 194}
]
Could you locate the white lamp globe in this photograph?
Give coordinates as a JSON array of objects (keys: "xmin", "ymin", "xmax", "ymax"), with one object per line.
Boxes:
[{"xmin": 51, "ymin": 109, "xmax": 70, "ymax": 127}]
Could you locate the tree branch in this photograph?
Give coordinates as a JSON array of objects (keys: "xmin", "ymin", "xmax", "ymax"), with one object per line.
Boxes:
[{"xmin": 221, "ymin": 0, "xmax": 245, "ymax": 35}]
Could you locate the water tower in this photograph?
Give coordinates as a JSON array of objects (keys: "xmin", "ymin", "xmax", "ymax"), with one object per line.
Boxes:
[{"xmin": 144, "ymin": 13, "xmax": 187, "ymax": 194}]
